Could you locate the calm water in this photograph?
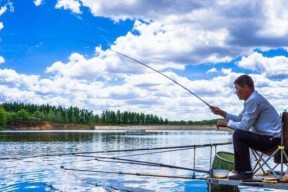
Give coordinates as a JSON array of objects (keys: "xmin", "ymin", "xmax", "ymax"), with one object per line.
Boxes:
[{"xmin": 0, "ymin": 130, "xmax": 283, "ymax": 192}]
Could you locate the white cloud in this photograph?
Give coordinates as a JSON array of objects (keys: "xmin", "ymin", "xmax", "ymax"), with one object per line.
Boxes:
[
  {"xmin": 34, "ymin": 0, "xmax": 44, "ymax": 6},
  {"xmin": 45, "ymin": 49, "xmax": 146, "ymax": 81},
  {"xmin": 45, "ymin": 52, "xmax": 108, "ymax": 80},
  {"xmin": 110, "ymin": 19, "xmax": 231, "ymax": 73},
  {"xmin": 206, "ymin": 67, "xmax": 218, "ymax": 74},
  {"xmin": 258, "ymin": 0, "xmax": 288, "ymax": 37},
  {"xmin": 221, "ymin": 68, "xmax": 232, "ymax": 75},
  {"xmin": 55, "ymin": 0, "xmax": 82, "ymax": 14},
  {"xmin": 2, "ymin": 0, "xmax": 288, "ymax": 121},
  {"xmin": 237, "ymin": 52, "xmax": 288, "ymax": 77},
  {"xmin": 68, "ymin": 0, "xmax": 288, "ymax": 68},
  {"xmin": 1, "ymin": 60, "xmax": 287, "ymax": 121},
  {"xmin": 0, "ymin": 5, "xmax": 7, "ymax": 16},
  {"xmin": 0, "ymin": 56, "xmax": 5, "ymax": 64}
]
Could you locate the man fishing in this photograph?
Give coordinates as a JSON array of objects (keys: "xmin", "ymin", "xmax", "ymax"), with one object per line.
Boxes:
[{"xmin": 210, "ymin": 74, "xmax": 281, "ymax": 180}]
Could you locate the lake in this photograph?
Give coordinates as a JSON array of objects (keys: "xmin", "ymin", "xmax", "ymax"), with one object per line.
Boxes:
[{"xmin": 0, "ymin": 130, "xmax": 283, "ymax": 192}]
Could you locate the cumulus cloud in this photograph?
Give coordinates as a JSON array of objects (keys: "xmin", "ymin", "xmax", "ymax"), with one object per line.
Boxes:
[
  {"xmin": 206, "ymin": 67, "xmax": 218, "ymax": 74},
  {"xmin": 0, "ymin": 22, "xmax": 3, "ymax": 30},
  {"xmin": 1, "ymin": 59, "xmax": 287, "ymax": 120},
  {"xmin": 1, "ymin": 0, "xmax": 288, "ymax": 121},
  {"xmin": 45, "ymin": 52, "xmax": 108, "ymax": 80},
  {"xmin": 0, "ymin": 5, "xmax": 7, "ymax": 16},
  {"xmin": 59, "ymin": 0, "xmax": 288, "ymax": 67},
  {"xmin": 237, "ymin": 52, "xmax": 288, "ymax": 78},
  {"xmin": 34, "ymin": 0, "xmax": 44, "ymax": 6},
  {"xmin": 0, "ymin": 56, "xmax": 5, "ymax": 64},
  {"xmin": 258, "ymin": 1, "xmax": 288, "ymax": 37},
  {"xmin": 55, "ymin": 0, "xmax": 82, "ymax": 14}
]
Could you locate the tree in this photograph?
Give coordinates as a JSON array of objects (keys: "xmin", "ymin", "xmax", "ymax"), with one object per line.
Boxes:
[
  {"xmin": 32, "ymin": 110, "xmax": 45, "ymax": 120},
  {"xmin": 64, "ymin": 111, "xmax": 70, "ymax": 123},
  {"xmin": 55, "ymin": 111, "xmax": 64, "ymax": 123},
  {"xmin": 46, "ymin": 108, "xmax": 56, "ymax": 121},
  {"xmin": 0, "ymin": 108, "xmax": 7, "ymax": 128},
  {"xmin": 16, "ymin": 109, "xmax": 30, "ymax": 121}
]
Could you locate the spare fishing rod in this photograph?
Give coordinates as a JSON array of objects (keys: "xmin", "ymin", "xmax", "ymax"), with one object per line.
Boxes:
[
  {"xmin": 75, "ymin": 155, "xmax": 210, "ymax": 174},
  {"xmin": 0, "ymin": 142, "xmax": 231, "ymax": 160},
  {"xmin": 60, "ymin": 166, "xmax": 202, "ymax": 180},
  {"xmin": 112, "ymin": 50, "xmax": 211, "ymax": 107}
]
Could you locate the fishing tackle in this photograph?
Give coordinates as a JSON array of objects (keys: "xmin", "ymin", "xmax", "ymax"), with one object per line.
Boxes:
[
  {"xmin": 112, "ymin": 50, "xmax": 211, "ymax": 107},
  {"xmin": 61, "ymin": 166, "xmax": 200, "ymax": 180},
  {"xmin": 0, "ymin": 142, "xmax": 231, "ymax": 160}
]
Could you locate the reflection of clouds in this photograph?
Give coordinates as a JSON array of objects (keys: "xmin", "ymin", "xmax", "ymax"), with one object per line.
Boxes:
[{"xmin": 0, "ymin": 130, "xmax": 232, "ymax": 191}]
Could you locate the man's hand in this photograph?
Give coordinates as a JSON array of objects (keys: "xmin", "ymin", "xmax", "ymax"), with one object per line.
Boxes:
[
  {"xmin": 215, "ymin": 119, "xmax": 228, "ymax": 130},
  {"xmin": 210, "ymin": 106, "xmax": 226, "ymax": 118}
]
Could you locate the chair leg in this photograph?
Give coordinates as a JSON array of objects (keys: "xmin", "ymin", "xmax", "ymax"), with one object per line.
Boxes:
[
  {"xmin": 278, "ymin": 150, "xmax": 288, "ymax": 179},
  {"xmin": 252, "ymin": 149, "xmax": 282, "ymax": 179},
  {"xmin": 252, "ymin": 150, "xmax": 271, "ymax": 175}
]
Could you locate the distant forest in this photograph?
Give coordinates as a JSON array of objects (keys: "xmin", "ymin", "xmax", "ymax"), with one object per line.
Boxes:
[{"xmin": 0, "ymin": 102, "xmax": 219, "ymax": 129}]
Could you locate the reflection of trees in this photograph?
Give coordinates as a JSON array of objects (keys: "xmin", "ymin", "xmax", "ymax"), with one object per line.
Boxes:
[{"xmin": 0, "ymin": 132, "xmax": 95, "ymax": 142}]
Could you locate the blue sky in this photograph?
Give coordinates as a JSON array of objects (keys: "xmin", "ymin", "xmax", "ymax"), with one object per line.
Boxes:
[{"xmin": 0, "ymin": 0, "xmax": 287, "ymax": 121}]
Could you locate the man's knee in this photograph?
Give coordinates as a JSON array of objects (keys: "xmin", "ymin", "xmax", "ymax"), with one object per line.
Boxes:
[{"xmin": 233, "ymin": 129, "xmax": 246, "ymax": 141}]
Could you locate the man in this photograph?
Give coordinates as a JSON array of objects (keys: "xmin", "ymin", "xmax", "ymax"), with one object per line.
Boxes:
[{"xmin": 210, "ymin": 74, "xmax": 281, "ymax": 180}]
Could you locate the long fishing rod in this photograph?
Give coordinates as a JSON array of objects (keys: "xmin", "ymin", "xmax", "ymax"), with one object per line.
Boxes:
[
  {"xmin": 105, "ymin": 146, "xmax": 198, "ymax": 158},
  {"xmin": 112, "ymin": 50, "xmax": 211, "ymax": 107},
  {"xmin": 12, "ymin": 37, "xmax": 211, "ymax": 107},
  {"xmin": 0, "ymin": 142, "xmax": 232, "ymax": 160},
  {"xmin": 77, "ymin": 155, "xmax": 210, "ymax": 174},
  {"xmin": 60, "ymin": 166, "xmax": 200, "ymax": 180}
]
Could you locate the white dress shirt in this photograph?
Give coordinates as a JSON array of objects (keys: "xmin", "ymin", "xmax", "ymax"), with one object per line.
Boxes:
[{"xmin": 226, "ymin": 91, "xmax": 281, "ymax": 138}]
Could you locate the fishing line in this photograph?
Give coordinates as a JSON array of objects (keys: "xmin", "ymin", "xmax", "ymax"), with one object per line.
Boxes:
[
  {"xmin": 11, "ymin": 36, "xmax": 211, "ymax": 107},
  {"xmin": 11, "ymin": 37, "xmax": 98, "ymax": 66},
  {"xmin": 111, "ymin": 50, "xmax": 211, "ymax": 107}
]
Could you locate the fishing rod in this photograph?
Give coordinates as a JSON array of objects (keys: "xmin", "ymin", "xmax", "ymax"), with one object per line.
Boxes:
[
  {"xmin": 75, "ymin": 155, "xmax": 210, "ymax": 174},
  {"xmin": 72, "ymin": 142, "xmax": 231, "ymax": 155},
  {"xmin": 112, "ymin": 50, "xmax": 211, "ymax": 107},
  {"xmin": 0, "ymin": 142, "xmax": 232, "ymax": 160},
  {"xmin": 12, "ymin": 37, "xmax": 211, "ymax": 107},
  {"xmin": 105, "ymin": 146, "xmax": 198, "ymax": 158},
  {"xmin": 60, "ymin": 166, "xmax": 201, "ymax": 180}
]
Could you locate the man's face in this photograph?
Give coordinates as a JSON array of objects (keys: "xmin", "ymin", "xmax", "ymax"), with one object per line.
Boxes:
[{"xmin": 234, "ymin": 84, "xmax": 247, "ymax": 100}]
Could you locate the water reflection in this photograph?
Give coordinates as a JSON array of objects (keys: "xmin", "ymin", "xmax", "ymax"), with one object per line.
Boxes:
[{"xmin": 0, "ymin": 130, "xmax": 232, "ymax": 191}]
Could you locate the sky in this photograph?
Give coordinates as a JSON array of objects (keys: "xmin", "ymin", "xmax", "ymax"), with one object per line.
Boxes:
[{"xmin": 0, "ymin": 0, "xmax": 287, "ymax": 121}]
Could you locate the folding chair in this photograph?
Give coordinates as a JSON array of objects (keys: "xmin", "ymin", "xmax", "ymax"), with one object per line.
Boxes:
[{"xmin": 252, "ymin": 111, "xmax": 288, "ymax": 180}]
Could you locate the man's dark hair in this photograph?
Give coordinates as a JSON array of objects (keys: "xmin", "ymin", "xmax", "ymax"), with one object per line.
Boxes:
[{"xmin": 234, "ymin": 75, "xmax": 254, "ymax": 88}]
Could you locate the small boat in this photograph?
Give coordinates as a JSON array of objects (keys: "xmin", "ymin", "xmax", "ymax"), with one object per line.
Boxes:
[{"xmin": 124, "ymin": 130, "xmax": 146, "ymax": 135}]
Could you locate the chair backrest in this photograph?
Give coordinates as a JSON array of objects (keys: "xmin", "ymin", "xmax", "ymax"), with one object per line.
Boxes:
[
  {"xmin": 274, "ymin": 111, "xmax": 288, "ymax": 163},
  {"xmin": 282, "ymin": 111, "xmax": 288, "ymax": 147}
]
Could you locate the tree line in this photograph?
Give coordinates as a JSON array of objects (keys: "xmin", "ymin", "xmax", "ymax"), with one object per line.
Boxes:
[{"xmin": 0, "ymin": 102, "xmax": 219, "ymax": 129}]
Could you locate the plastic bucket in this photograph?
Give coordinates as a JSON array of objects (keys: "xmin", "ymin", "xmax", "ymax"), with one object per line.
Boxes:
[
  {"xmin": 209, "ymin": 151, "xmax": 238, "ymax": 192},
  {"xmin": 212, "ymin": 151, "xmax": 234, "ymax": 171}
]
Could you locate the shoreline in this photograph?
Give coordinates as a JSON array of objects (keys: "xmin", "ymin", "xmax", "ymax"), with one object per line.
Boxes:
[
  {"xmin": 2, "ymin": 123, "xmax": 232, "ymax": 132},
  {"xmin": 94, "ymin": 125, "xmax": 233, "ymax": 132},
  {"xmin": 94, "ymin": 125, "xmax": 212, "ymax": 130}
]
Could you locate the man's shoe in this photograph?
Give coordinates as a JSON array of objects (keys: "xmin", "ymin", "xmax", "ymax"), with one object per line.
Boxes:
[{"xmin": 228, "ymin": 172, "xmax": 253, "ymax": 180}]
